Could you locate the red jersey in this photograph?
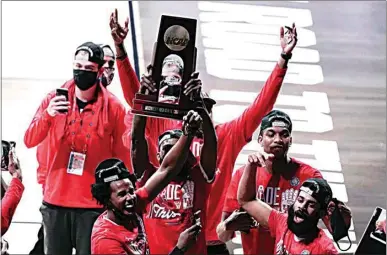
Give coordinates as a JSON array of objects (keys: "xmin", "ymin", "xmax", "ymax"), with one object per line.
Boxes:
[
  {"xmin": 1, "ymin": 178, "xmax": 24, "ymax": 235},
  {"xmin": 117, "ymin": 57, "xmax": 288, "ymax": 243},
  {"xmin": 223, "ymin": 158, "xmax": 322, "ymax": 255},
  {"xmin": 24, "ymin": 82, "xmax": 130, "ymax": 208},
  {"xmin": 203, "ymin": 64, "xmax": 288, "ymax": 242},
  {"xmin": 139, "ymin": 164, "xmax": 210, "ymax": 255},
  {"xmin": 268, "ymin": 210, "xmax": 338, "ymax": 254},
  {"xmin": 91, "ymin": 187, "xmax": 150, "ymax": 254}
]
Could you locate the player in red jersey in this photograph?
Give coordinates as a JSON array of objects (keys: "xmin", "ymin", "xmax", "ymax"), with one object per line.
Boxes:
[
  {"xmin": 238, "ymin": 154, "xmax": 339, "ymax": 255},
  {"xmin": 218, "ymin": 110, "xmax": 352, "ymax": 254},
  {"xmin": 131, "ymin": 100, "xmax": 217, "ymax": 255},
  {"xmin": 110, "ymin": 9, "xmax": 298, "ymax": 253},
  {"xmin": 91, "ymin": 110, "xmax": 203, "ymax": 254}
]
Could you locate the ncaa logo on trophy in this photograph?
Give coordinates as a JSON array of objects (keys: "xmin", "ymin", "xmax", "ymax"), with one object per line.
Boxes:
[
  {"xmin": 132, "ymin": 15, "xmax": 199, "ymax": 120},
  {"xmin": 164, "ymin": 25, "xmax": 190, "ymax": 51}
]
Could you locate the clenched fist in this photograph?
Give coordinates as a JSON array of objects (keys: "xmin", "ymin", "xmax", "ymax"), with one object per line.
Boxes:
[{"xmin": 182, "ymin": 110, "xmax": 202, "ymax": 136}]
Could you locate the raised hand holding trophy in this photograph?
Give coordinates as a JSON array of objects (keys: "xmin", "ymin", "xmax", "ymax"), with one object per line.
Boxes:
[{"xmin": 132, "ymin": 15, "xmax": 199, "ymax": 120}]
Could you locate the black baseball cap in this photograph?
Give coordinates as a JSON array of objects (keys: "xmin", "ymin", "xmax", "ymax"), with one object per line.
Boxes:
[
  {"xmin": 75, "ymin": 42, "xmax": 105, "ymax": 67},
  {"xmin": 260, "ymin": 110, "xmax": 292, "ymax": 134},
  {"xmin": 300, "ymin": 178, "xmax": 333, "ymax": 210},
  {"xmin": 99, "ymin": 44, "xmax": 116, "ymax": 60},
  {"xmin": 95, "ymin": 158, "xmax": 131, "ymax": 184}
]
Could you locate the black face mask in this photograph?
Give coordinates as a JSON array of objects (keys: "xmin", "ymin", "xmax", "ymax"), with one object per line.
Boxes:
[
  {"xmin": 73, "ymin": 69, "xmax": 98, "ymax": 91},
  {"xmin": 100, "ymin": 69, "xmax": 115, "ymax": 87},
  {"xmin": 330, "ymin": 198, "xmax": 352, "ymax": 251},
  {"xmin": 100, "ymin": 74, "xmax": 114, "ymax": 87},
  {"xmin": 287, "ymin": 205, "xmax": 319, "ymax": 243}
]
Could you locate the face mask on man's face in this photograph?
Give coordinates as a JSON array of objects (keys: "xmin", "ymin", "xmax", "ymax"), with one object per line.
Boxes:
[
  {"xmin": 73, "ymin": 69, "xmax": 98, "ymax": 90},
  {"xmin": 100, "ymin": 68, "xmax": 115, "ymax": 87}
]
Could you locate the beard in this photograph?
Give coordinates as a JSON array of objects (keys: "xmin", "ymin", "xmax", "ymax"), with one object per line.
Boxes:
[
  {"xmin": 108, "ymin": 200, "xmax": 137, "ymax": 223},
  {"xmin": 287, "ymin": 205, "xmax": 319, "ymax": 242}
]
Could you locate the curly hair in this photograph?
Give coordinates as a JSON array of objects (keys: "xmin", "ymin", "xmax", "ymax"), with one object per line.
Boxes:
[{"xmin": 91, "ymin": 174, "xmax": 138, "ymax": 207}]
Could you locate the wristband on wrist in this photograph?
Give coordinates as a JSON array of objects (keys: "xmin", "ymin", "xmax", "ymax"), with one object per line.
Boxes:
[
  {"xmin": 115, "ymin": 43, "xmax": 127, "ymax": 60},
  {"xmin": 281, "ymin": 52, "xmax": 292, "ymax": 60}
]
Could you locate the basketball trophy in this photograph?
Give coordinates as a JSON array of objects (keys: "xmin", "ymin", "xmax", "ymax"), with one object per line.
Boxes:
[{"xmin": 132, "ymin": 15, "xmax": 199, "ymax": 120}]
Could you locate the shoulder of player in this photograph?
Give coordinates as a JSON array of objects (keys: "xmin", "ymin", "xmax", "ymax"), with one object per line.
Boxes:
[
  {"xmin": 105, "ymin": 90, "xmax": 123, "ymax": 104},
  {"xmin": 290, "ymin": 157, "xmax": 321, "ymax": 176},
  {"xmin": 91, "ymin": 212, "xmax": 114, "ymax": 237},
  {"xmin": 272, "ymin": 209, "xmax": 288, "ymax": 226},
  {"xmin": 105, "ymin": 91, "xmax": 126, "ymax": 112},
  {"xmin": 230, "ymin": 164, "xmax": 252, "ymax": 180}
]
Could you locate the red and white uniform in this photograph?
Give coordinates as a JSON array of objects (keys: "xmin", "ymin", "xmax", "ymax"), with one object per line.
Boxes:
[
  {"xmin": 223, "ymin": 158, "xmax": 323, "ymax": 255},
  {"xmin": 117, "ymin": 56, "xmax": 288, "ymax": 243},
  {"xmin": 269, "ymin": 210, "xmax": 338, "ymax": 254},
  {"xmin": 138, "ymin": 164, "xmax": 211, "ymax": 255},
  {"xmin": 91, "ymin": 188, "xmax": 150, "ymax": 254}
]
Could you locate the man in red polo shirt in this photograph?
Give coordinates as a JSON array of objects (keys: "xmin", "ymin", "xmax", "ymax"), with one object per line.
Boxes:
[
  {"xmin": 110, "ymin": 11, "xmax": 299, "ymax": 253},
  {"xmin": 24, "ymin": 42, "xmax": 129, "ymax": 255}
]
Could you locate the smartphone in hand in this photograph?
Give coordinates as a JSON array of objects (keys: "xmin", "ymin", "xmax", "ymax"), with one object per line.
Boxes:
[
  {"xmin": 56, "ymin": 88, "xmax": 69, "ymax": 113},
  {"xmin": 193, "ymin": 210, "xmax": 201, "ymax": 226},
  {"xmin": 1, "ymin": 141, "xmax": 16, "ymax": 171}
]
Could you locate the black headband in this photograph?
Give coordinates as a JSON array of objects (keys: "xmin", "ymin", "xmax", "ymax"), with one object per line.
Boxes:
[{"xmin": 158, "ymin": 129, "xmax": 183, "ymax": 150}]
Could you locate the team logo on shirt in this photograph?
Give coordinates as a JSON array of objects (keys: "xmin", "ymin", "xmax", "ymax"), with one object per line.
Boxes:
[
  {"xmin": 290, "ymin": 176, "xmax": 300, "ymax": 187},
  {"xmin": 281, "ymin": 188, "xmax": 299, "ymax": 212},
  {"xmin": 148, "ymin": 181, "xmax": 195, "ymax": 223},
  {"xmin": 301, "ymin": 250, "xmax": 310, "ymax": 255},
  {"xmin": 182, "ymin": 180, "xmax": 195, "ymax": 209}
]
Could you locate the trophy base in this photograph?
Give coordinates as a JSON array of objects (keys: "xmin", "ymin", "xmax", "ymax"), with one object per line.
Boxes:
[{"xmin": 132, "ymin": 94, "xmax": 191, "ymax": 120}]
